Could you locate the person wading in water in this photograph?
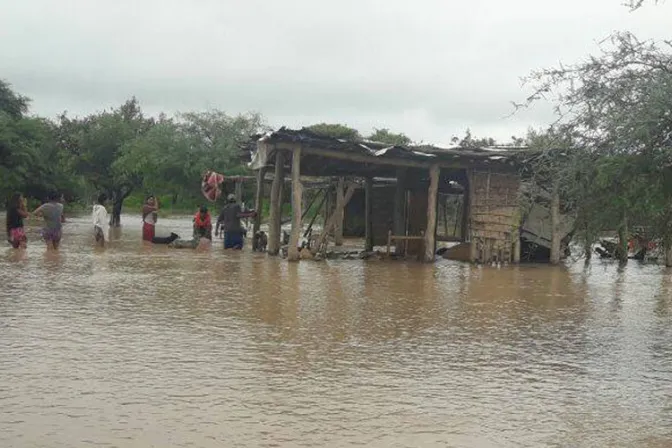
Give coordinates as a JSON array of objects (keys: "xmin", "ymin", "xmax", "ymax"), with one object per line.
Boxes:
[
  {"xmin": 33, "ymin": 192, "xmax": 64, "ymax": 251},
  {"xmin": 92, "ymin": 194, "xmax": 110, "ymax": 247},
  {"xmin": 215, "ymin": 194, "xmax": 256, "ymax": 250},
  {"xmin": 6, "ymin": 193, "xmax": 29, "ymax": 249},
  {"xmin": 193, "ymin": 205, "xmax": 212, "ymax": 240},
  {"xmin": 142, "ymin": 196, "xmax": 159, "ymax": 241}
]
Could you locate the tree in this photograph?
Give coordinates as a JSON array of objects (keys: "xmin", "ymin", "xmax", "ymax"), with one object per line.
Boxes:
[
  {"xmin": 58, "ymin": 97, "xmax": 155, "ymax": 225},
  {"xmin": 179, "ymin": 110, "xmax": 268, "ymax": 176},
  {"xmin": 115, "ymin": 110, "xmax": 268, "ymax": 207},
  {"xmin": 0, "ymin": 80, "xmax": 29, "ymax": 120},
  {"xmin": 367, "ymin": 128, "xmax": 412, "ymax": 146},
  {"xmin": 521, "ymin": 27, "xmax": 672, "ymax": 265},
  {"xmin": 305, "ymin": 123, "xmax": 361, "ymax": 141},
  {"xmin": 0, "ymin": 81, "xmax": 78, "ymax": 204},
  {"xmin": 450, "ymin": 129, "xmax": 497, "ymax": 147}
]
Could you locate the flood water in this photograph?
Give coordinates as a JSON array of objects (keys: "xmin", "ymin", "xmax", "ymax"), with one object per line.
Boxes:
[{"xmin": 1, "ymin": 215, "xmax": 672, "ymax": 447}]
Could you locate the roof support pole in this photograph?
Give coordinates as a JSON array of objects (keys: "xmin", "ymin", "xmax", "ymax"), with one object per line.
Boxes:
[
  {"xmin": 364, "ymin": 177, "xmax": 374, "ymax": 252},
  {"xmin": 268, "ymin": 151, "xmax": 284, "ymax": 256},
  {"xmin": 334, "ymin": 177, "xmax": 345, "ymax": 246},
  {"xmin": 423, "ymin": 164, "xmax": 440, "ymax": 262},
  {"xmin": 288, "ymin": 147, "xmax": 303, "ymax": 262},
  {"xmin": 252, "ymin": 167, "xmax": 266, "ymax": 236},
  {"xmin": 393, "ymin": 168, "xmax": 407, "ymax": 255}
]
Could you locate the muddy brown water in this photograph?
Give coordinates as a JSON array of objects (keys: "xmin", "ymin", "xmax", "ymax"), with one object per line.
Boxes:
[{"xmin": 1, "ymin": 215, "xmax": 672, "ymax": 447}]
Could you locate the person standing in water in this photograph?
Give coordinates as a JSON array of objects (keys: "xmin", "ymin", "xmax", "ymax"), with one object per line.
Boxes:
[
  {"xmin": 142, "ymin": 196, "xmax": 159, "ymax": 241},
  {"xmin": 33, "ymin": 192, "xmax": 64, "ymax": 251},
  {"xmin": 92, "ymin": 194, "xmax": 110, "ymax": 247},
  {"xmin": 215, "ymin": 194, "xmax": 256, "ymax": 249},
  {"xmin": 193, "ymin": 205, "xmax": 212, "ymax": 240},
  {"xmin": 6, "ymin": 193, "xmax": 29, "ymax": 249}
]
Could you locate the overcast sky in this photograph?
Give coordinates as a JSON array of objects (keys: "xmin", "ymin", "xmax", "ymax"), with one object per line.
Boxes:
[{"xmin": 1, "ymin": 0, "xmax": 670, "ymax": 145}]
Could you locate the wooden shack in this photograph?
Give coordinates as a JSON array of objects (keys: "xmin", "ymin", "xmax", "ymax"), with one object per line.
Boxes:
[{"xmin": 244, "ymin": 128, "xmax": 528, "ymax": 263}]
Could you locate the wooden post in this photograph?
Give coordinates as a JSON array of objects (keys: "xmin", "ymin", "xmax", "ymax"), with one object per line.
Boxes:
[
  {"xmin": 461, "ymin": 180, "xmax": 470, "ymax": 242},
  {"xmin": 234, "ymin": 178, "xmax": 243, "ymax": 204},
  {"xmin": 513, "ymin": 228, "xmax": 521, "ymax": 264},
  {"xmin": 288, "ymin": 147, "xmax": 302, "ymax": 261},
  {"xmin": 334, "ymin": 177, "xmax": 345, "ymax": 246},
  {"xmin": 268, "ymin": 151, "xmax": 285, "ymax": 256},
  {"xmin": 665, "ymin": 240, "xmax": 672, "ymax": 268},
  {"xmin": 313, "ymin": 184, "xmax": 356, "ymax": 255},
  {"xmin": 423, "ymin": 165, "xmax": 440, "ymax": 262},
  {"xmin": 394, "ymin": 168, "xmax": 407, "ymax": 255},
  {"xmin": 549, "ymin": 185, "xmax": 561, "ymax": 265},
  {"xmin": 365, "ymin": 177, "xmax": 374, "ymax": 252},
  {"xmin": 253, "ymin": 167, "xmax": 266, "ymax": 235}
]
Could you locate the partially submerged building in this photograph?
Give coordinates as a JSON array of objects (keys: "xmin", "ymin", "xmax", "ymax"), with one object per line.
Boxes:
[{"xmin": 243, "ymin": 127, "xmax": 535, "ymax": 263}]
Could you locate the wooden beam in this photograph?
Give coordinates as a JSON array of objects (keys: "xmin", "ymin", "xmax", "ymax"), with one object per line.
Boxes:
[
  {"xmin": 365, "ymin": 177, "xmax": 374, "ymax": 252},
  {"xmin": 393, "ymin": 168, "xmax": 407, "ymax": 255},
  {"xmin": 313, "ymin": 183, "xmax": 357, "ymax": 255},
  {"xmin": 253, "ymin": 167, "xmax": 266, "ymax": 235},
  {"xmin": 334, "ymin": 177, "xmax": 345, "ymax": 246},
  {"xmin": 288, "ymin": 147, "xmax": 302, "ymax": 261},
  {"xmin": 268, "ymin": 151, "xmax": 285, "ymax": 256},
  {"xmin": 423, "ymin": 164, "xmax": 440, "ymax": 262},
  {"xmin": 303, "ymin": 189, "xmax": 327, "ymax": 239}
]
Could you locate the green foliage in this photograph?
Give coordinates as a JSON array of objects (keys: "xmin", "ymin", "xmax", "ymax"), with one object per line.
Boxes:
[
  {"xmin": 450, "ymin": 129, "xmax": 497, "ymax": 147},
  {"xmin": 367, "ymin": 128, "xmax": 412, "ymax": 146},
  {"xmin": 305, "ymin": 123, "xmax": 361, "ymax": 141},
  {"xmin": 0, "ymin": 80, "xmax": 29, "ymax": 120},
  {"xmin": 522, "ymin": 21, "xmax": 672, "ymax": 262}
]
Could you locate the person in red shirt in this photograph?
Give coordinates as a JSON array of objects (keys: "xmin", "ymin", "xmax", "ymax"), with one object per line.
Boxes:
[{"xmin": 193, "ymin": 206, "xmax": 212, "ymax": 240}]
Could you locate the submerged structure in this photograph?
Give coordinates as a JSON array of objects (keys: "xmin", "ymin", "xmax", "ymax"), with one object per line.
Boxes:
[{"xmin": 243, "ymin": 127, "xmax": 535, "ymax": 263}]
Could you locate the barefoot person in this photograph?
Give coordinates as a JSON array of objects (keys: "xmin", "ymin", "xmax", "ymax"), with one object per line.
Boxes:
[
  {"xmin": 33, "ymin": 192, "xmax": 64, "ymax": 251},
  {"xmin": 92, "ymin": 194, "xmax": 109, "ymax": 247},
  {"xmin": 215, "ymin": 194, "xmax": 256, "ymax": 250},
  {"xmin": 6, "ymin": 193, "xmax": 29, "ymax": 249},
  {"xmin": 142, "ymin": 196, "xmax": 159, "ymax": 241}
]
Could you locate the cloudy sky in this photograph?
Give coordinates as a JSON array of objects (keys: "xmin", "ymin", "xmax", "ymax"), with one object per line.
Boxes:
[{"xmin": 1, "ymin": 0, "xmax": 670, "ymax": 145}]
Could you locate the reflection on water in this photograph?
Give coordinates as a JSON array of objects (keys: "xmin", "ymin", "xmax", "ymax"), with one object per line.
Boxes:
[{"xmin": 1, "ymin": 215, "xmax": 672, "ymax": 447}]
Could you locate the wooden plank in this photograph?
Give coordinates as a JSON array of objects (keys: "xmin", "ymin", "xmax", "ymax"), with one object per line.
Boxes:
[
  {"xmin": 334, "ymin": 177, "xmax": 345, "ymax": 246},
  {"xmin": 313, "ymin": 183, "xmax": 357, "ymax": 255},
  {"xmin": 268, "ymin": 151, "xmax": 285, "ymax": 255},
  {"xmin": 365, "ymin": 177, "xmax": 374, "ymax": 252},
  {"xmin": 288, "ymin": 147, "xmax": 302, "ymax": 262},
  {"xmin": 423, "ymin": 164, "xmax": 440, "ymax": 262},
  {"xmin": 252, "ymin": 167, "xmax": 266, "ymax": 235},
  {"xmin": 394, "ymin": 168, "xmax": 407, "ymax": 255}
]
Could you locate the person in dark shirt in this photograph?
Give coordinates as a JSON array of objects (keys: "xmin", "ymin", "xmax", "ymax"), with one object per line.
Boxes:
[{"xmin": 215, "ymin": 194, "xmax": 256, "ymax": 249}]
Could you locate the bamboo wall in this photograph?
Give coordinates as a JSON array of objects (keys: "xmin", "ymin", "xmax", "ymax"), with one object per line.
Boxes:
[{"xmin": 469, "ymin": 170, "xmax": 521, "ymax": 263}]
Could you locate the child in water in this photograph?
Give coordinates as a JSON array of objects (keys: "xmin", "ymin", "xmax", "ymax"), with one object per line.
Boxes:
[
  {"xmin": 33, "ymin": 192, "xmax": 64, "ymax": 251},
  {"xmin": 92, "ymin": 194, "xmax": 109, "ymax": 247},
  {"xmin": 6, "ymin": 193, "xmax": 29, "ymax": 249},
  {"xmin": 193, "ymin": 205, "xmax": 212, "ymax": 240}
]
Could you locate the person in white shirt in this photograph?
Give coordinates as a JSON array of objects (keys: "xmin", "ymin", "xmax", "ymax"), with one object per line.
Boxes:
[{"xmin": 92, "ymin": 194, "xmax": 110, "ymax": 247}]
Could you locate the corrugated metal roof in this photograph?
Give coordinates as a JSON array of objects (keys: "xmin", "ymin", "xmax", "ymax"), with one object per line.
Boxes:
[{"xmin": 248, "ymin": 127, "xmax": 531, "ymax": 166}]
